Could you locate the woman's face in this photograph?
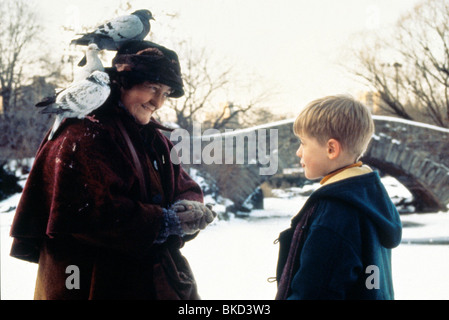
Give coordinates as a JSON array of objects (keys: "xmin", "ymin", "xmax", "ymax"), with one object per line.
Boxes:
[{"xmin": 121, "ymin": 82, "xmax": 172, "ymax": 125}]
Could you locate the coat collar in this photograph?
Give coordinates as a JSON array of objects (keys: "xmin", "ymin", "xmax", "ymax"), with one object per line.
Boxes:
[{"xmin": 320, "ymin": 162, "xmax": 372, "ymax": 186}]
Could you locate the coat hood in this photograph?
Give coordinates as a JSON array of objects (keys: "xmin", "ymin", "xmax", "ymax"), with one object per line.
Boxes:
[{"xmin": 310, "ymin": 169, "xmax": 402, "ymax": 249}]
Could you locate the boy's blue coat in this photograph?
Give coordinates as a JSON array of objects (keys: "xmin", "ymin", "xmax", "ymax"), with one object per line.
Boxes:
[{"xmin": 276, "ymin": 171, "xmax": 402, "ymax": 299}]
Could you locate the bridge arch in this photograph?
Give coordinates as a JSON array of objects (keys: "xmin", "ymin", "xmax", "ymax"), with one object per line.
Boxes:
[{"xmin": 362, "ymin": 116, "xmax": 449, "ymax": 212}]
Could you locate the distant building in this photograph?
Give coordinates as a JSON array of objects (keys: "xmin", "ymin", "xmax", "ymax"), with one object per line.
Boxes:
[
  {"xmin": 222, "ymin": 101, "xmax": 240, "ymax": 129},
  {"xmin": 22, "ymin": 76, "xmax": 56, "ymax": 105},
  {"xmin": 0, "ymin": 76, "xmax": 55, "ymax": 115},
  {"xmin": 203, "ymin": 101, "xmax": 241, "ymax": 130},
  {"xmin": 358, "ymin": 91, "xmax": 395, "ymax": 116}
]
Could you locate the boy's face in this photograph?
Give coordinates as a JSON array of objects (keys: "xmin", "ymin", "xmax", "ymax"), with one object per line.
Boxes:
[{"xmin": 296, "ymin": 134, "xmax": 333, "ymax": 180}]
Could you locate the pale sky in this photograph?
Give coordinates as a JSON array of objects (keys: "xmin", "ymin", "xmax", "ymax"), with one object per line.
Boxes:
[{"xmin": 34, "ymin": 0, "xmax": 423, "ymax": 116}]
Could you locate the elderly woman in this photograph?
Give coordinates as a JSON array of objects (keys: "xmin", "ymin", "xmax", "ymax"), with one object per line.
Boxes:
[{"xmin": 9, "ymin": 41, "xmax": 215, "ymax": 300}]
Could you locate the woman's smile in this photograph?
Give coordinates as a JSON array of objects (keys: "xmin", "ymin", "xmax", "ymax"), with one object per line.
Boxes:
[
  {"xmin": 142, "ymin": 104, "xmax": 156, "ymax": 112},
  {"xmin": 121, "ymin": 82, "xmax": 172, "ymax": 125}
]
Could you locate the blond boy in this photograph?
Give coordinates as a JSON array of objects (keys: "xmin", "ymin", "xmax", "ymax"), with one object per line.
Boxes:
[{"xmin": 275, "ymin": 95, "xmax": 402, "ymax": 300}]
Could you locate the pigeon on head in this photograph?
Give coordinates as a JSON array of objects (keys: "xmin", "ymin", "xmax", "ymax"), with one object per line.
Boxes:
[{"xmin": 71, "ymin": 9, "xmax": 155, "ymax": 66}]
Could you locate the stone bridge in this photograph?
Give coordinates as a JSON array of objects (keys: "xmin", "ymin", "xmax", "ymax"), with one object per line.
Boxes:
[{"xmin": 176, "ymin": 116, "xmax": 449, "ymax": 213}]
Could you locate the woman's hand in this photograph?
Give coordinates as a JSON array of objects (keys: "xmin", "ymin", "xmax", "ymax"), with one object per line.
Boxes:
[{"xmin": 171, "ymin": 200, "xmax": 217, "ymax": 234}]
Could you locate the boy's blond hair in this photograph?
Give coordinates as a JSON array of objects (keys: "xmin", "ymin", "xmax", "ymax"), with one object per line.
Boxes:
[{"xmin": 294, "ymin": 95, "xmax": 375, "ymax": 159}]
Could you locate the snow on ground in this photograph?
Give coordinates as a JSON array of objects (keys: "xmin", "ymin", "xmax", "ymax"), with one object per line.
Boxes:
[
  {"xmin": 1, "ymin": 177, "xmax": 449, "ymax": 300},
  {"xmin": 183, "ymin": 199, "xmax": 449, "ymax": 300}
]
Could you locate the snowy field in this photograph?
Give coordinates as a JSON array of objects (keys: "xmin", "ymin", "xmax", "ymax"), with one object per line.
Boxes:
[{"xmin": 1, "ymin": 177, "xmax": 449, "ymax": 300}]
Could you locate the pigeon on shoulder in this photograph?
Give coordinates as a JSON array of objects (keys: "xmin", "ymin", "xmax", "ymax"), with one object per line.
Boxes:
[
  {"xmin": 71, "ymin": 9, "xmax": 154, "ymax": 66},
  {"xmin": 36, "ymin": 71, "xmax": 111, "ymax": 140}
]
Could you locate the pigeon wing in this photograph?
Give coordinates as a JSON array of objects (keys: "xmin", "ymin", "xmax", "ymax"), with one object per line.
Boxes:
[
  {"xmin": 35, "ymin": 95, "xmax": 56, "ymax": 107},
  {"xmin": 94, "ymin": 14, "xmax": 143, "ymax": 42},
  {"xmin": 75, "ymin": 82, "xmax": 111, "ymax": 117},
  {"xmin": 55, "ymin": 79, "xmax": 109, "ymax": 118},
  {"xmin": 71, "ymin": 33, "xmax": 118, "ymax": 51},
  {"xmin": 45, "ymin": 79, "xmax": 110, "ymax": 140}
]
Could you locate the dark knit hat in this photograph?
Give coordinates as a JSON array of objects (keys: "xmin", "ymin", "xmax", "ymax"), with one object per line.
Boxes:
[{"xmin": 112, "ymin": 41, "xmax": 184, "ymax": 98}]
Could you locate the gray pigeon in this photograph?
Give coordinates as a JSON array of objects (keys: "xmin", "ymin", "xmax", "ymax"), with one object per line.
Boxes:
[
  {"xmin": 71, "ymin": 9, "xmax": 154, "ymax": 66},
  {"xmin": 36, "ymin": 71, "xmax": 111, "ymax": 140},
  {"xmin": 74, "ymin": 43, "xmax": 104, "ymax": 82}
]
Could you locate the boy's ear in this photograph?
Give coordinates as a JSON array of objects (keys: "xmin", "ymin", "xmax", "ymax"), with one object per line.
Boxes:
[{"xmin": 326, "ymin": 139, "xmax": 341, "ymax": 159}]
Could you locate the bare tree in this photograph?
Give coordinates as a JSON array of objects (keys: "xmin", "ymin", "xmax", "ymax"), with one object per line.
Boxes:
[
  {"xmin": 349, "ymin": 0, "xmax": 449, "ymax": 128},
  {"xmin": 0, "ymin": 0, "xmax": 39, "ymax": 113},
  {"xmin": 160, "ymin": 40, "xmax": 279, "ymax": 132},
  {"xmin": 0, "ymin": 1, "xmax": 58, "ymax": 165},
  {"xmin": 150, "ymin": 13, "xmax": 278, "ymax": 132},
  {"xmin": 0, "ymin": 77, "xmax": 54, "ymax": 165},
  {"xmin": 207, "ymin": 89, "xmax": 281, "ymax": 130},
  {"xmin": 165, "ymin": 41, "xmax": 233, "ymax": 132}
]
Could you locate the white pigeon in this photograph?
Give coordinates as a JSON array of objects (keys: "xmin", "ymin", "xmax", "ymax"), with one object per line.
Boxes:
[
  {"xmin": 74, "ymin": 43, "xmax": 104, "ymax": 82},
  {"xmin": 36, "ymin": 71, "xmax": 111, "ymax": 140},
  {"xmin": 71, "ymin": 9, "xmax": 155, "ymax": 66}
]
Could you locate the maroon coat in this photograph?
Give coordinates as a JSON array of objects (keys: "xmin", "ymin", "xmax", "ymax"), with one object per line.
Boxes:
[{"xmin": 9, "ymin": 103, "xmax": 203, "ymax": 299}]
